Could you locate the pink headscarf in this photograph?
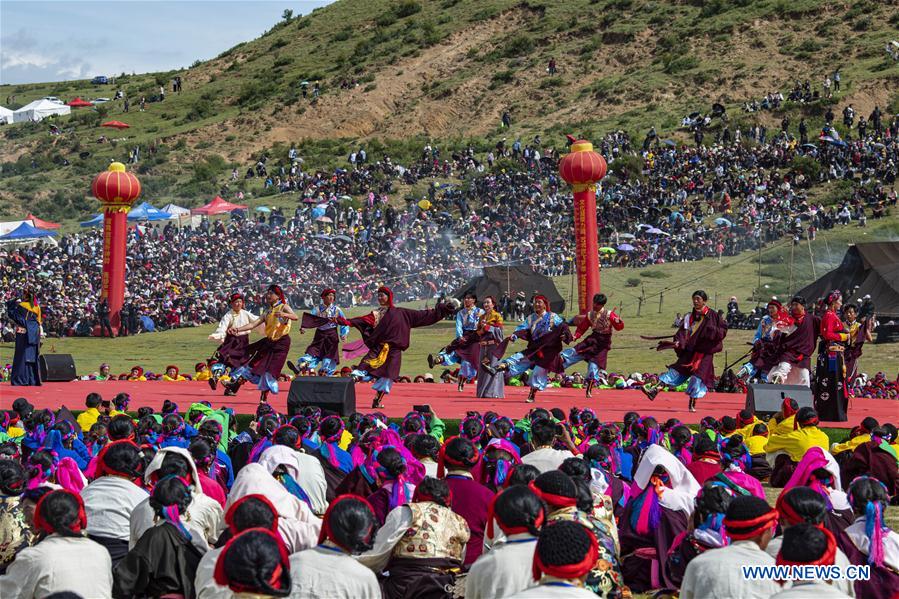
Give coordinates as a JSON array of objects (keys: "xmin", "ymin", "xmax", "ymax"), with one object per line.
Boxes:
[
  {"xmin": 366, "ymin": 428, "xmax": 426, "ymax": 484},
  {"xmin": 55, "ymin": 457, "xmax": 86, "ymax": 494}
]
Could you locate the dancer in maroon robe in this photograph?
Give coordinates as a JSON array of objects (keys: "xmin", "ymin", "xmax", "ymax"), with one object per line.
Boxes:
[
  {"xmin": 561, "ymin": 293, "xmax": 624, "ymax": 398},
  {"xmin": 843, "ymin": 303, "xmax": 874, "ymax": 393},
  {"xmin": 641, "ymin": 290, "xmax": 727, "ymax": 412},
  {"xmin": 338, "ymin": 286, "xmax": 455, "ymax": 408},
  {"xmin": 766, "ymin": 295, "xmax": 818, "ymax": 387}
]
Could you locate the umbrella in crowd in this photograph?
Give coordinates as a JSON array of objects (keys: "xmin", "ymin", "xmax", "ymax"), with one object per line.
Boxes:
[
  {"xmin": 255, "ymin": 206, "xmax": 271, "ymax": 213},
  {"xmin": 715, "ymin": 218, "xmax": 734, "ymax": 227},
  {"xmin": 617, "ymin": 243, "xmax": 635, "ymax": 251},
  {"xmin": 646, "ymin": 227, "xmax": 668, "ymax": 235},
  {"xmin": 599, "ymin": 247, "xmax": 617, "ymax": 254}
]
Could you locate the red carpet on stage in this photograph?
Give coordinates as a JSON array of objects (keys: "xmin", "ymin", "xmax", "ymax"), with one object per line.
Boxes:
[{"xmin": 2, "ymin": 381, "xmax": 890, "ymax": 427}]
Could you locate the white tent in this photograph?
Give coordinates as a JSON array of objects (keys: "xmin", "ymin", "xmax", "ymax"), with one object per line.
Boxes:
[
  {"xmin": 12, "ymin": 99, "xmax": 71, "ymax": 123},
  {"xmin": 161, "ymin": 203, "xmax": 191, "ymax": 216},
  {"xmin": 0, "ymin": 220, "xmax": 31, "ymax": 236},
  {"xmin": 0, "ymin": 106, "xmax": 13, "ymax": 125}
]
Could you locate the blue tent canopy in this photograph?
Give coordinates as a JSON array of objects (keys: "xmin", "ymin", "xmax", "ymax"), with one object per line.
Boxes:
[
  {"xmin": 80, "ymin": 214, "xmax": 103, "ymax": 227},
  {"xmin": 0, "ymin": 221, "xmax": 57, "ymax": 240},
  {"xmin": 128, "ymin": 202, "xmax": 172, "ymax": 221}
]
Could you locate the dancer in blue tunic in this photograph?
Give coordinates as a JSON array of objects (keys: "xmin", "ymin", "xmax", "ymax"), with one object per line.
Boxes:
[
  {"xmin": 427, "ymin": 292, "xmax": 484, "ymax": 391},
  {"xmin": 6, "ymin": 288, "xmax": 43, "ymax": 386},
  {"xmin": 287, "ymin": 288, "xmax": 349, "ymax": 377},
  {"xmin": 483, "ymin": 295, "xmax": 571, "ymax": 403}
]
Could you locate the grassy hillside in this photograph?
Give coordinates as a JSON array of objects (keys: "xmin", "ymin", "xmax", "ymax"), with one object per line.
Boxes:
[
  {"xmin": 1, "ymin": 0, "xmax": 897, "ymax": 221},
  {"xmin": 4, "ymin": 218, "xmax": 897, "ymax": 377}
]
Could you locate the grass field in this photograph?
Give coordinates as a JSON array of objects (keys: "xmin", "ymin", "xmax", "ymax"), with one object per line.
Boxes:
[{"xmin": 4, "ymin": 218, "xmax": 897, "ymax": 377}]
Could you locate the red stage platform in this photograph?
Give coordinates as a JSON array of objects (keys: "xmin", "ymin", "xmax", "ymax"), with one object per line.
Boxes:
[{"xmin": 2, "ymin": 381, "xmax": 890, "ymax": 427}]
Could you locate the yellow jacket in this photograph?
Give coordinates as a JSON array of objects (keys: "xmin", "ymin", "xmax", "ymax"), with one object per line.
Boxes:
[
  {"xmin": 746, "ymin": 435, "xmax": 769, "ymax": 455},
  {"xmin": 735, "ymin": 417, "xmax": 764, "ymax": 440},
  {"xmin": 767, "ymin": 415, "xmax": 796, "ymax": 437},
  {"xmin": 831, "ymin": 434, "xmax": 870, "ymax": 455},
  {"xmin": 77, "ymin": 408, "xmax": 101, "ymax": 432},
  {"xmin": 194, "ymin": 370, "xmax": 212, "ymax": 381},
  {"xmin": 765, "ymin": 426, "xmax": 829, "ymax": 462},
  {"xmin": 162, "ymin": 375, "xmax": 187, "ymax": 382}
]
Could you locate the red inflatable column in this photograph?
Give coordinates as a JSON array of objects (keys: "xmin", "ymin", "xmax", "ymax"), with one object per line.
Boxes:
[
  {"xmin": 92, "ymin": 162, "xmax": 141, "ymax": 329},
  {"xmin": 559, "ymin": 138, "xmax": 607, "ymax": 314}
]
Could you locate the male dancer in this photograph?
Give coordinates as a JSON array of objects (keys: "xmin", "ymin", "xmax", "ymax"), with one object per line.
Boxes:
[
  {"xmin": 561, "ymin": 293, "xmax": 624, "ymax": 398},
  {"xmin": 207, "ymin": 292, "xmax": 257, "ymax": 390},
  {"xmin": 287, "ymin": 288, "xmax": 349, "ymax": 377},
  {"xmin": 427, "ymin": 292, "xmax": 483, "ymax": 391},
  {"xmin": 483, "ymin": 294, "xmax": 571, "ymax": 403},
  {"xmin": 766, "ymin": 295, "xmax": 818, "ymax": 387},
  {"xmin": 223, "ymin": 284, "xmax": 298, "ymax": 402},
  {"xmin": 641, "ymin": 290, "xmax": 728, "ymax": 412},
  {"xmin": 337, "ymin": 286, "xmax": 457, "ymax": 408},
  {"xmin": 6, "ymin": 287, "xmax": 42, "ymax": 386}
]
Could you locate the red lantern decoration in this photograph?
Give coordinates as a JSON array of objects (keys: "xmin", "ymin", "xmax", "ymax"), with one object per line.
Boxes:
[
  {"xmin": 92, "ymin": 162, "xmax": 141, "ymax": 213},
  {"xmin": 559, "ymin": 138, "xmax": 607, "ymax": 313},
  {"xmin": 92, "ymin": 162, "xmax": 141, "ymax": 331}
]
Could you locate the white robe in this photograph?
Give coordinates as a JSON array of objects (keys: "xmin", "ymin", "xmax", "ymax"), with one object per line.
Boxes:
[
  {"xmin": 680, "ymin": 540, "xmax": 780, "ymax": 599},
  {"xmin": 466, "ymin": 533, "xmax": 538, "ymax": 599},
  {"xmin": 766, "ymin": 536, "xmax": 856, "ymax": 597},
  {"xmin": 0, "ymin": 534, "xmax": 113, "ymax": 599},
  {"xmin": 257, "ymin": 445, "xmax": 329, "ymax": 516},
  {"xmin": 634, "ymin": 444, "xmax": 700, "ymax": 515},
  {"xmin": 226, "ymin": 462, "xmax": 321, "ymax": 553},
  {"xmin": 195, "ymin": 546, "xmax": 230, "ymax": 599},
  {"xmin": 521, "ymin": 447, "xmax": 576, "ymax": 474},
  {"xmin": 82, "ymin": 475, "xmax": 149, "ymax": 541},
  {"xmin": 844, "ymin": 516, "xmax": 899, "ymax": 571},
  {"xmin": 130, "ymin": 447, "xmax": 223, "ymax": 548},
  {"xmin": 507, "ymin": 578, "xmax": 597, "ymax": 598},
  {"xmin": 209, "ymin": 308, "xmax": 259, "ymax": 341},
  {"xmin": 289, "ymin": 545, "xmax": 380, "ymax": 599}
]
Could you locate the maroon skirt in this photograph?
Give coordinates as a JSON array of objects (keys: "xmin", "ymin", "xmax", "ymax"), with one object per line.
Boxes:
[
  {"xmin": 247, "ymin": 335, "xmax": 291, "ymax": 379},
  {"xmin": 304, "ymin": 327, "xmax": 340, "ymax": 362},
  {"xmin": 574, "ymin": 331, "xmax": 613, "ymax": 369},
  {"xmin": 214, "ymin": 334, "xmax": 250, "ymax": 368}
]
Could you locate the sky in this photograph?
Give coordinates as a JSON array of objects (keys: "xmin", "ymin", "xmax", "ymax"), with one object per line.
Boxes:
[{"xmin": 1, "ymin": 0, "xmax": 333, "ymax": 85}]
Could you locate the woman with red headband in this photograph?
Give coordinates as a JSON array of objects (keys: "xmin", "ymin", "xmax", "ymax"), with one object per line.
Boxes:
[
  {"xmin": 814, "ymin": 290, "xmax": 850, "ymax": 422},
  {"xmin": 467, "ymin": 485, "xmax": 545, "ymax": 598},
  {"xmin": 427, "ymin": 292, "xmax": 484, "ymax": 392},
  {"xmin": 0, "ymin": 489, "xmax": 113, "ymax": 598},
  {"xmin": 288, "ymin": 287, "xmax": 349, "ymax": 377},
  {"xmin": 483, "ymin": 294, "xmax": 572, "ymax": 403},
  {"xmin": 512, "ymin": 520, "xmax": 602, "ymax": 598},
  {"xmin": 680, "ymin": 495, "xmax": 780, "ymax": 599},
  {"xmin": 359, "ymin": 477, "xmax": 470, "ymax": 599},
  {"xmin": 214, "ymin": 529, "xmax": 292, "ymax": 597},
  {"xmin": 439, "ymin": 436, "xmax": 495, "ymax": 566},
  {"xmin": 207, "ymin": 292, "xmax": 258, "ymax": 389},
  {"xmin": 194, "ymin": 493, "xmax": 280, "ymax": 598},
  {"xmin": 771, "ymin": 523, "xmax": 847, "ymax": 598},
  {"xmin": 839, "ymin": 476, "xmax": 899, "ymax": 597},
  {"xmin": 339, "ymin": 286, "xmax": 456, "ymax": 408},
  {"xmin": 291, "ymin": 495, "xmax": 380, "ymax": 598},
  {"xmin": 224, "ymin": 284, "xmax": 298, "ymax": 402},
  {"xmin": 531, "ymin": 470, "xmax": 627, "ymax": 597},
  {"xmin": 0, "ymin": 460, "xmax": 34, "ymax": 575},
  {"xmin": 738, "ymin": 299, "xmax": 791, "ymax": 382},
  {"xmin": 766, "ymin": 407, "xmax": 830, "ymax": 487}
]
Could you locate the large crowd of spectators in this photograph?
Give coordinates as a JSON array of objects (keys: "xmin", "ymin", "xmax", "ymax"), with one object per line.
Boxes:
[{"xmin": 2, "ymin": 105, "xmax": 896, "ymax": 337}]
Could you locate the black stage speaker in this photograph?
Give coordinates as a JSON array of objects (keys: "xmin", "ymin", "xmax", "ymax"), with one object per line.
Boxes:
[
  {"xmin": 287, "ymin": 377, "xmax": 356, "ymax": 417},
  {"xmin": 745, "ymin": 383, "xmax": 813, "ymax": 418},
  {"xmin": 39, "ymin": 354, "xmax": 77, "ymax": 382}
]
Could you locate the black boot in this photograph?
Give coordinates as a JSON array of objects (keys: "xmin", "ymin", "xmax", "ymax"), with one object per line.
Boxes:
[
  {"xmin": 689, "ymin": 396, "xmax": 697, "ymax": 413},
  {"xmin": 371, "ymin": 391, "xmax": 386, "ymax": 409},
  {"xmin": 208, "ymin": 374, "xmax": 218, "ymax": 391},
  {"xmin": 457, "ymin": 378, "xmax": 465, "ymax": 392},
  {"xmin": 287, "ymin": 361, "xmax": 300, "ymax": 376},
  {"xmin": 585, "ymin": 380, "xmax": 595, "ymax": 399},
  {"xmin": 526, "ymin": 388, "xmax": 537, "ymax": 403},
  {"xmin": 427, "ymin": 354, "xmax": 437, "ymax": 369},
  {"xmin": 223, "ymin": 377, "xmax": 244, "ymax": 396},
  {"xmin": 482, "ymin": 361, "xmax": 506, "ymax": 376},
  {"xmin": 640, "ymin": 386, "xmax": 659, "ymax": 402}
]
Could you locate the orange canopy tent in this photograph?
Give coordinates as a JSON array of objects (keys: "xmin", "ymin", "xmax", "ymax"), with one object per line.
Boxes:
[
  {"xmin": 191, "ymin": 196, "xmax": 248, "ymax": 215},
  {"xmin": 26, "ymin": 213, "xmax": 61, "ymax": 229},
  {"xmin": 101, "ymin": 120, "xmax": 130, "ymax": 129},
  {"xmin": 67, "ymin": 97, "xmax": 93, "ymax": 108}
]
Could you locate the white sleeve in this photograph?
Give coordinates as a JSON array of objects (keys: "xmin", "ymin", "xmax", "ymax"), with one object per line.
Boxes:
[
  {"xmin": 0, "ymin": 548, "xmax": 39, "ymax": 599},
  {"xmin": 209, "ymin": 312, "xmax": 232, "ymax": 341},
  {"xmin": 356, "ymin": 505, "xmax": 412, "ymax": 573}
]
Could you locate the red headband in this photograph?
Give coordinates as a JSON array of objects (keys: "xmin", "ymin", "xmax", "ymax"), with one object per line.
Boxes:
[
  {"xmin": 486, "ymin": 491, "xmax": 545, "ymax": 540},
  {"xmin": 532, "ymin": 526, "xmax": 599, "ymax": 582},
  {"xmin": 225, "ymin": 494, "xmax": 280, "ymax": 535},
  {"xmin": 782, "ymin": 398, "xmax": 798, "ymax": 418},
  {"xmin": 34, "ymin": 489, "xmax": 87, "ymax": 536},
  {"xmin": 437, "ymin": 436, "xmax": 481, "ymax": 478},
  {"xmin": 377, "ymin": 286, "xmax": 393, "ymax": 307},
  {"xmin": 321, "ymin": 288, "xmax": 336, "ymax": 298},
  {"xmin": 528, "ymin": 480, "xmax": 578, "ymax": 509},
  {"xmin": 533, "ymin": 295, "xmax": 549, "ymax": 308},
  {"xmin": 775, "ymin": 526, "xmax": 837, "ymax": 567},
  {"xmin": 317, "ymin": 494, "xmax": 376, "ymax": 552},
  {"xmin": 724, "ymin": 509, "xmax": 778, "ymax": 540},
  {"xmin": 213, "ymin": 528, "xmax": 290, "ymax": 593},
  {"xmin": 95, "ymin": 440, "xmax": 142, "ymax": 482},
  {"xmin": 775, "ymin": 492, "xmax": 804, "ymax": 527},
  {"xmin": 412, "ymin": 484, "xmax": 453, "ymax": 506},
  {"xmin": 794, "ymin": 415, "xmax": 819, "ymax": 431}
]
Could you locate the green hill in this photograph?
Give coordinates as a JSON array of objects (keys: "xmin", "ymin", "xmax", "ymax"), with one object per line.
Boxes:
[{"xmin": 1, "ymin": 0, "xmax": 898, "ymax": 222}]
